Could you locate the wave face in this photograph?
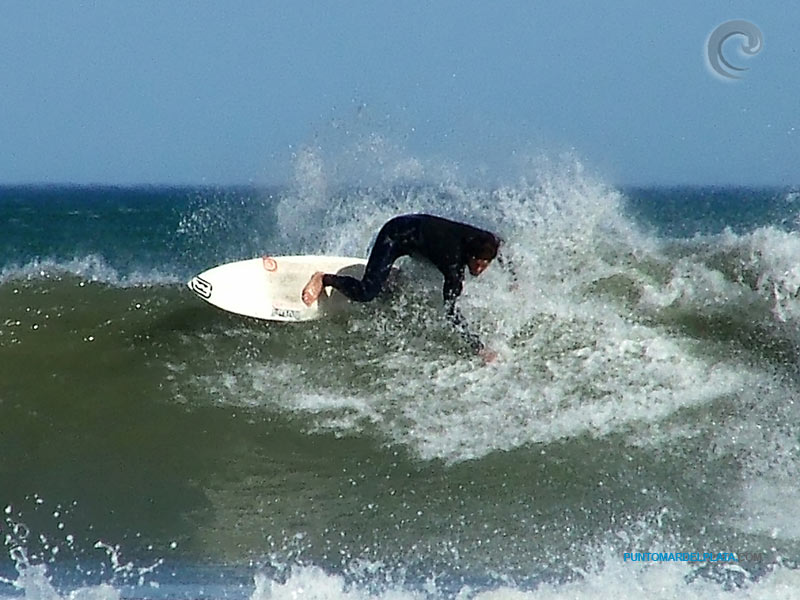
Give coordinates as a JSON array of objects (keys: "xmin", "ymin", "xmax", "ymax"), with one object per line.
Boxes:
[{"xmin": 3, "ymin": 168, "xmax": 800, "ymax": 599}]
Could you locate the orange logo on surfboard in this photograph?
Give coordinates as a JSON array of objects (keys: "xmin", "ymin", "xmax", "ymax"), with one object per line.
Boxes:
[{"xmin": 262, "ymin": 256, "xmax": 277, "ymax": 272}]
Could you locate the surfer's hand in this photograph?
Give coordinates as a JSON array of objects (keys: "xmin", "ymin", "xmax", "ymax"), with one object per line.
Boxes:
[{"xmin": 478, "ymin": 347, "xmax": 498, "ymax": 364}]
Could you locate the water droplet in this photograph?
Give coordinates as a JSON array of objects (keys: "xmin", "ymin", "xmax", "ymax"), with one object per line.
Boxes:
[{"xmin": 13, "ymin": 523, "xmax": 29, "ymax": 540}]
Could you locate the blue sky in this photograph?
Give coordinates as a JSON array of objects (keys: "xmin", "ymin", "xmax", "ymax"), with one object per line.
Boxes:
[{"xmin": 1, "ymin": 1, "xmax": 797, "ymax": 186}]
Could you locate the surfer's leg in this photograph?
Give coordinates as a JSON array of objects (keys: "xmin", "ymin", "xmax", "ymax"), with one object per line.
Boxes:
[
  {"xmin": 321, "ymin": 232, "xmax": 399, "ymax": 302},
  {"xmin": 301, "ymin": 241, "xmax": 393, "ymax": 306},
  {"xmin": 301, "ymin": 217, "xmax": 411, "ymax": 306}
]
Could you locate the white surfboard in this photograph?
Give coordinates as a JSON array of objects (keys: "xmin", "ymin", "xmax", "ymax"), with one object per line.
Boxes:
[{"xmin": 187, "ymin": 255, "xmax": 368, "ymax": 322}]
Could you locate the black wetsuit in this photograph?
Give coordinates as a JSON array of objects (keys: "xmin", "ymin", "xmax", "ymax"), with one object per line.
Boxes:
[{"xmin": 322, "ymin": 214, "xmax": 501, "ymax": 353}]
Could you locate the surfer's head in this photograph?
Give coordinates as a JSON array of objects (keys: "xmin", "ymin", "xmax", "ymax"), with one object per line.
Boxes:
[{"xmin": 466, "ymin": 233, "xmax": 500, "ymax": 276}]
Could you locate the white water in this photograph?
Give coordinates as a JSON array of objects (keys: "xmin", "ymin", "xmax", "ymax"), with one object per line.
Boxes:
[
  {"xmin": 178, "ymin": 147, "xmax": 798, "ymax": 468},
  {"xmin": 4, "ymin": 544, "xmax": 800, "ymax": 600}
]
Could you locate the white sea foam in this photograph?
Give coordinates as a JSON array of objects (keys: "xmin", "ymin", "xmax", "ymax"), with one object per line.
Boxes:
[
  {"xmin": 205, "ymin": 148, "xmax": 763, "ymax": 464},
  {"xmin": 639, "ymin": 226, "xmax": 800, "ymax": 327},
  {"xmin": 4, "ymin": 558, "xmax": 797, "ymax": 600},
  {"xmin": 246, "ymin": 559, "xmax": 800, "ymax": 600}
]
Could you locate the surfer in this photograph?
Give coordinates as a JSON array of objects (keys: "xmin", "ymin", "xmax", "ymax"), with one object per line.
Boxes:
[{"xmin": 301, "ymin": 214, "xmax": 508, "ymax": 362}]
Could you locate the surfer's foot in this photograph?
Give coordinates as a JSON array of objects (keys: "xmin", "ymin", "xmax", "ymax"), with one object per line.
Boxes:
[{"xmin": 301, "ymin": 271, "xmax": 325, "ymax": 306}]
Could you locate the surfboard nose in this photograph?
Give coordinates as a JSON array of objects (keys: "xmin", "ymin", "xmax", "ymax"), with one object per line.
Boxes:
[{"xmin": 188, "ymin": 276, "xmax": 212, "ymax": 299}]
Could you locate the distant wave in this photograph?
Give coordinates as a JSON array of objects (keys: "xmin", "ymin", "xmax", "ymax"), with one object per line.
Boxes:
[{"xmin": 0, "ymin": 255, "xmax": 182, "ymax": 287}]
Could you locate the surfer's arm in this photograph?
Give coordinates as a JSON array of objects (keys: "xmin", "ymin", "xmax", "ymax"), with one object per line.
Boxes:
[{"xmin": 443, "ymin": 275, "xmax": 484, "ymax": 354}]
